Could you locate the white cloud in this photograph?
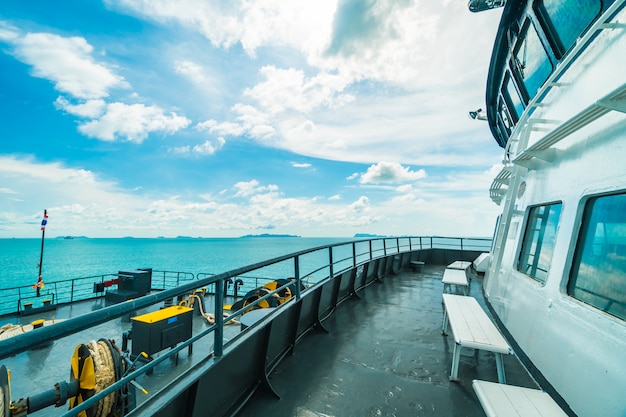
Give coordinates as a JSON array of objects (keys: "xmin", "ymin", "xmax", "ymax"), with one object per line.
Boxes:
[
  {"xmin": 78, "ymin": 102, "xmax": 191, "ymax": 143},
  {"xmin": 233, "ymin": 180, "xmax": 278, "ymax": 197},
  {"xmin": 360, "ymin": 161, "xmax": 426, "ymax": 184},
  {"xmin": 55, "ymin": 97, "xmax": 106, "ymax": 118},
  {"xmin": 174, "ymin": 60, "xmax": 206, "ymax": 83},
  {"xmin": 192, "ymin": 138, "xmax": 225, "ymax": 155},
  {"xmin": 349, "ymin": 196, "xmax": 370, "ymax": 212},
  {"xmin": 291, "ymin": 162, "xmax": 311, "ymax": 168},
  {"xmin": 105, "ymin": 0, "xmax": 502, "ymax": 167},
  {"xmin": 244, "ymin": 66, "xmax": 353, "ymax": 114},
  {"xmin": 108, "ymin": 0, "xmax": 336, "ymax": 56},
  {"xmin": 10, "ymin": 32, "xmax": 127, "ymax": 99},
  {"xmin": 0, "ymin": 156, "xmax": 501, "ymax": 238},
  {"xmin": 197, "ymin": 104, "xmax": 275, "ymax": 141},
  {"xmin": 0, "ymin": 22, "xmax": 19, "ymax": 41}
]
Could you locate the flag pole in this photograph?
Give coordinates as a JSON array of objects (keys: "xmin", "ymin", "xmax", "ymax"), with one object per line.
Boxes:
[{"xmin": 38, "ymin": 209, "xmax": 47, "ymax": 278}]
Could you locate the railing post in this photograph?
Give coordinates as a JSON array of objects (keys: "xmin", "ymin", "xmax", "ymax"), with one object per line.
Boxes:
[
  {"xmin": 328, "ymin": 247, "xmax": 334, "ymax": 279},
  {"xmin": 461, "ymin": 238, "xmax": 464, "ymax": 251},
  {"xmin": 71, "ymin": 279, "xmax": 75, "ymax": 303},
  {"xmin": 294, "ymin": 256, "xmax": 301, "ymax": 300},
  {"xmin": 384, "ymin": 239, "xmax": 387, "ymax": 256},
  {"xmin": 352, "ymin": 243, "xmax": 357, "ymax": 268},
  {"xmin": 369, "ymin": 240, "xmax": 373, "ymax": 260},
  {"xmin": 214, "ymin": 279, "xmax": 224, "ymax": 357}
]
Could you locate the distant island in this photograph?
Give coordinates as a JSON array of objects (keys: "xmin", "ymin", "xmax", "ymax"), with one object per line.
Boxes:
[
  {"xmin": 239, "ymin": 234, "xmax": 301, "ymax": 238},
  {"xmin": 354, "ymin": 233, "xmax": 387, "ymax": 238}
]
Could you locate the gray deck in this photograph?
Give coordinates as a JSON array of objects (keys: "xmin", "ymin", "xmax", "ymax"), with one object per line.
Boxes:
[
  {"xmin": 1, "ymin": 264, "xmax": 539, "ymax": 417},
  {"xmin": 238, "ymin": 264, "xmax": 537, "ymax": 417}
]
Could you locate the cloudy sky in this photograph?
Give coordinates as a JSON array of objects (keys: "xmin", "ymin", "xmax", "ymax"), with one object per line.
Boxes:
[{"xmin": 0, "ymin": 0, "xmax": 505, "ymax": 238}]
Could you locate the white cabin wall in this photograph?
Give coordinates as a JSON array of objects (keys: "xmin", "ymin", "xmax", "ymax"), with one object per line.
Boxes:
[{"xmin": 484, "ymin": 7, "xmax": 626, "ymax": 416}]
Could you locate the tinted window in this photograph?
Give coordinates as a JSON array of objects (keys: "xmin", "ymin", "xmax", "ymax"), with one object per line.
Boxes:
[
  {"xmin": 536, "ymin": 0, "xmax": 601, "ymax": 57},
  {"xmin": 513, "ymin": 21, "xmax": 553, "ymax": 100},
  {"xmin": 518, "ymin": 203, "xmax": 562, "ymax": 283},
  {"xmin": 569, "ymin": 193, "xmax": 626, "ymax": 321},
  {"xmin": 504, "ymin": 73, "xmax": 524, "ymax": 119}
]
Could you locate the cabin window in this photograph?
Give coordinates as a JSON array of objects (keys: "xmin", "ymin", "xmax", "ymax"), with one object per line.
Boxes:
[
  {"xmin": 569, "ymin": 193, "xmax": 626, "ymax": 321},
  {"xmin": 517, "ymin": 203, "xmax": 562, "ymax": 283},
  {"xmin": 513, "ymin": 20, "xmax": 553, "ymax": 101},
  {"xmin": 504, "ymin": 72, "xmax": 524, "ymax": 121},
  {"xmin": 536, "ymin": 0, "xmax": 601, "ymax": 58}
]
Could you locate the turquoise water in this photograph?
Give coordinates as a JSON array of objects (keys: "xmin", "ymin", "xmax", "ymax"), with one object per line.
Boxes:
[{"xmin": 0, "ymin": 237, "xmax": 353, "ymax": 289}]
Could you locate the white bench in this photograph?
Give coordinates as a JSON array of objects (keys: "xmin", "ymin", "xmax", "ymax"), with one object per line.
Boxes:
[
  {"xmin": 447, "ymin": 260, "xmax": 472, "ymax": 282},
  {"xmin": 447, "ymin": 260, "xmax": 472, "ymax": 271},
  {"xmin": 442, "ymin": 294, "xmax": 512, "ymax": 383},
  {"xmin": 442, "ymin": 268, "xmax": 469, "ymax": 296},
  {"xmin": 473, "ymin": 380, "xmax": 568, "ymax": 417},
  {"xmin": 473, "ymin": 252, "xmax": 490, "ymax": 273},
  {"xmin": 410, "ymin": 261, "xmax": 425, "ymax": 272}
]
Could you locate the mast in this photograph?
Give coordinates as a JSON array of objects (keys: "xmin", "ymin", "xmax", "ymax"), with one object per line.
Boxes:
[{"xmin": 38, "ymin": 209, "xmax": 48, "ymax": 277}]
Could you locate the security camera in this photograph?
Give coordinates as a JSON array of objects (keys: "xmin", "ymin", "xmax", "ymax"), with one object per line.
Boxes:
[{"xmin": 468, "ymin": 108, "xmax": 487, "ymax": 120}]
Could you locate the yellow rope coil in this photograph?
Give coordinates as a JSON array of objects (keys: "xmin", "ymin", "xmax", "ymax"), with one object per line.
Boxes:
[{"xmin": 86, "ymin": 340, "xmax": 116, "ymax": 417}]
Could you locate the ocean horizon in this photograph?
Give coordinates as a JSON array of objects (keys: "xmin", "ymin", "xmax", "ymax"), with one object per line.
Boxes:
[{"xmin": 0, "ymin": 236, "xmax": 356, "ymax": 290}]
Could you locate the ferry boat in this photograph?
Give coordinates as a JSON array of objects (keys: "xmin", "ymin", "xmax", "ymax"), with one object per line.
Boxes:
[{"xmin": 1, "ymin": 1, "xmax": 625, "ymax": 416}]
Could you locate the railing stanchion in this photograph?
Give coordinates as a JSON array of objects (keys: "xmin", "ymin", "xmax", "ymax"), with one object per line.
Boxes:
[
  {"xmin": 329, "ymin": 247, "xmax": 334, "ymax": 279},
  {"xmin": 214, "ymin": 279, "xmax": 224, "ymax": 357},
  {"xmin": 294, "ymin": 256, "xmax": 301, "ymax": 300}
]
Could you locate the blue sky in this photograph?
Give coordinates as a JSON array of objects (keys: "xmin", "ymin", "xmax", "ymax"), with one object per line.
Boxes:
[{"xmin": 0, "ymin": 0, "xmax": 504, "ymax": 238}]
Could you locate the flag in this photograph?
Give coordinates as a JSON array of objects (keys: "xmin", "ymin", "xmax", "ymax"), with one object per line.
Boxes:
[{"xmin": 41, "ymin": 211, "xmax": 48, "ymax": 230}]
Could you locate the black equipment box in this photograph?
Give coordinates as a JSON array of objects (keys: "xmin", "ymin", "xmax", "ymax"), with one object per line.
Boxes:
[
  {"xmin": 105, "ymin": 269, "xmax": 152, "ymax": 306},
  {"xmin": 118, "ymin": 269, "xmax": 151, "ymax": 296},
  {"xmin": 131, "ymin": 306, "xmax": 193, "ymax": 357}
]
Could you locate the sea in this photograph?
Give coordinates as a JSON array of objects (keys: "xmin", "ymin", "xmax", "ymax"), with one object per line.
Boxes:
[{"xmin": 0, "ymin": 237, "xmax": 354, "ymax": 290}]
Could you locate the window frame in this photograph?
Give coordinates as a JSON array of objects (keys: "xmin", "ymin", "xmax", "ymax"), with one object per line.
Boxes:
[
  {"xmin": 510, "ymin": 17, "xmax": 554, "ymax": 104},
  {"xmin": 516, "ymin": 201, "xmax": 563, "ymax": 284},
  {"xmin": 567, "ymin": 191, "xmax": 626, "ymax": 322}
]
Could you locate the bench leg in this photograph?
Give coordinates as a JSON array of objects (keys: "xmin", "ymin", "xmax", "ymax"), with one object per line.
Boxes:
[
  {"xmin": 495, "ymin": 352, "xmax": 506, "ymax": 384},
  {"xmin": 450, "ymin": 342, "xmax": 462, "ymax": 381},
  {"xmin": 441, "ymin": 309, "xmax": 449, "ymax": 335}
]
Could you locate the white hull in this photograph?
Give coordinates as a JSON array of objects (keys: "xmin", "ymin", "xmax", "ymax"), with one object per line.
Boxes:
[{"xmin": 484, "ymin": 3, "xmax": 626, "ymax": 417}]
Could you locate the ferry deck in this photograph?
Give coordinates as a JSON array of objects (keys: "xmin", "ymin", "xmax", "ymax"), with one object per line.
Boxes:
[{"xmin": 1, "ymin": 262, "xmax": 542, "ymax": 417}]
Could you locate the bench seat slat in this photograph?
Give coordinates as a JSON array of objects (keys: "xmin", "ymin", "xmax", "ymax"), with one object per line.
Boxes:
[
  {"xmin": 447, "ymin": 261, "xmax": 472, "ymax": 270},
  {"xmin": 473, "ymin": 380, "xmax": 568, "ymax": 417},
  {"xmin": 443, "ymin": 294, "xmax": 510, "ymax": 353}
]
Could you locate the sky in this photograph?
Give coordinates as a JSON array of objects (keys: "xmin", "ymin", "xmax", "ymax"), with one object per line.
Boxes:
[{"xmin": 0, "ymin": 0, "xmax": 505, "ymax": 239}]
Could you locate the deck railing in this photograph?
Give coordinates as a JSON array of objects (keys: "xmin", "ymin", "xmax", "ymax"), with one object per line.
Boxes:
[
  {"xmin": 0, "ymin": 270, "xmax": 196, "ymax": 317},
  {"xmin": 0, "ymin": 236, "xmax": 490, "ymax": 318},
  {"xmin": 0, "ymin": 235, "xmax": 490, "ymax": 417}
]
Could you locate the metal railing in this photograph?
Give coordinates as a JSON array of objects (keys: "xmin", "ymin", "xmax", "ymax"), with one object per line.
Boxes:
[
  {"xmin": 0, "ymin": 235, "xmax": 490, "ymax": 416},
  {"xmin": 0, "ymin": 270, "xmax": 196, "ymax": 317}
]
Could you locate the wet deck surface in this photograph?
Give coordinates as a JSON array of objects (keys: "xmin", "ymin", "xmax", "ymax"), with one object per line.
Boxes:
[
  {"xmin": 238, "ymin": 264, "xmax": 538, "ymax": 417},
  {"xmin": 1, "ymin": 264, "xmax": 538, "ymax": 417},
  {"xmin": 0, "ymin": 293, "xmax": 243, "ymax": 416}
]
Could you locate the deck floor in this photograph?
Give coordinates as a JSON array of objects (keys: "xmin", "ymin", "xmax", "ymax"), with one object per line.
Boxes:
[
  {"xmin": 1, "ymin": 264, "xmax": 539, "ymax": 417},
  {"xmin": 238, "ymin": 264, "xmax": 538, "ymax": 417}
]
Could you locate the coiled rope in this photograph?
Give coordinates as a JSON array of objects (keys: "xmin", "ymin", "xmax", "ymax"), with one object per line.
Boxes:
[
  {"xmin": 86, "ymin": 340, "xmax": 117, "ymax": 417},
  {"xmin": 186, "ymin": 295, "xmax": 239, "ymax": 326}
]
